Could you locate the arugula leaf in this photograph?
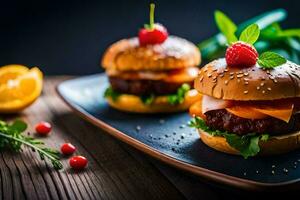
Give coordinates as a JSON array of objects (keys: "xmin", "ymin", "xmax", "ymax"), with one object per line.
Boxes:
[
  {"xmin": 239, "ymin": 24, "xmax": 260, "ymax": 44},
  {"xmin": 10, "ymin": 120, "xmax": 27, "ymax": 133},
  {"xmin": 189, "ymin": 117, "xmax": 269, "ymax": 158},
  {"xmin": 214, "ymin": 10, "xmax": 238, "ymax": 44},
  {"xmin": 0, "ymin": 119, "xmax": 62, "ymax": 169},
  {"xmin": 258, "ymin": 52, "xmax": 287, "ymax": 68},
  {"xmin": 104, "ymin": 87, "xmax": 120, "ymax": 101},
  {"xmin": 167, "ymin": 84, "xmax": 190, "ymax": 105},
  {"xmin": 141, "ymin": 94, "xmax": 155, "ymax": 105}
]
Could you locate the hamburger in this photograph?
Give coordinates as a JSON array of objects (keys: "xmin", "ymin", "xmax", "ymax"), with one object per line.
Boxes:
[
  {"xmin": 101, "ymin": 4, "xmax": 201, "ymax": 113},
  {"xmin": 189, "ymin": 23, "xmax": 300, "ymax": 158}
]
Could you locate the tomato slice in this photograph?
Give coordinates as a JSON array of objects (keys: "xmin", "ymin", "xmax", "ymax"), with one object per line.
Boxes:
[{"xmin": 189, "ymin": 98, "xmax": 206, "ymax": 119}]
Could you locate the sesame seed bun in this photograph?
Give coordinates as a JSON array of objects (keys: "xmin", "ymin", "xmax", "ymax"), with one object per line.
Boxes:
[
  {"xmin": 105, "ymin": 89, "xmax": 201, "ymax": 113},
  {"xmin": 198, "ymin": 128, "xmax": 300, "ymax": 156},
  {"xmin": 194, "ymin": 58, "xmax": 300, "ymax": 100},
  {"xmin": 102, "ymin": 36, "xmax": 201, "ymax": 72}
]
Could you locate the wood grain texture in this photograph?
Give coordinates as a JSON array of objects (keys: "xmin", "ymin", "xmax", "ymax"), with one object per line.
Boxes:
[{"xmin": 0, "ymin": 77, "xmax": 185, "ymax": 200}]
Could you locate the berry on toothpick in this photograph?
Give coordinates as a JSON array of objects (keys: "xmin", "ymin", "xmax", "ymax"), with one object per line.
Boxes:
[
  {"xmin": 225, "ymin": 42, "xmax": 258, "ymax": 67},
  {"xmin": 138, "ymin": 3, "xmax": 168, "ymax": 46},
  {"xmin": 35, "ymin": 121, "xmax": 52, "ymax": 136},
  {"xmin": 61, "ymin": 143, "xmax": 76, "ymax": 155},
  {"xmin": 69, "ymin": 156, "xmax": 88, "ymax": 170}
]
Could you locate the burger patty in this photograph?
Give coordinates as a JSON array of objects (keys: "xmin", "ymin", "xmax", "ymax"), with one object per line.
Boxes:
[
  {"xmin": 109, "ymin": 77, "xmax": 193, "ymax": 95},
  {"xmin": 205, "ymin": 109, "xmax": 300, "ymax": 136}
]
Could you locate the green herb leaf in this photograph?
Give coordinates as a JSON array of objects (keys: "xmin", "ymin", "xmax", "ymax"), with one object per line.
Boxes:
[
  {"xmin": 239, "ymin": 24, "xmax": 260, "ymax": 44},
  {"xmin": 141, "ymin": 94, "xmax": 155, "ymax": 105},
  {"xmin": 167, "ymin": 84, "xmax": 190, "ymax": 105},
  {"xmin": 189, "ymin": 117, "xmax": 269, "ymax": 158},
  {"xmin": 214, "ymin": 10, "xmax": 238, "ymax": 44},
  {"xmin": 104, "ymin": 87, "xmax": 120, "ymax": 101},
  {"xmin": 258, "ymin": 52, "xmax": 287, "ymax": 68},
  {"xmin": 0, "ymin": 119, "xmax": 62, "ymax": 170},
  {"xmin": 10, "ymin": 120, "xmax": 27, "ymax": 133}
]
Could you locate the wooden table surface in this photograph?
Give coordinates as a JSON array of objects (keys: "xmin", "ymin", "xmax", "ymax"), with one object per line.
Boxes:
[{"xmin": 0, "ymin": 77, "xmax": 294, "ymax": 200}]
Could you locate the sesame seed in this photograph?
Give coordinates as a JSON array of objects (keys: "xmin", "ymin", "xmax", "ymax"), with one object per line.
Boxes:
[
  {"xmin": 224, "ymin": 69, "xmax": 228, "ymax": 72},
  {"xmin": 272, "ymin": 165, "xmax": 276, "ymax": 168},
  {"xmin": 213, "ymin": 69, "xmax": 218, "ymax": 72},
  {"xmin": 244, "ymin": 72, "xmax": 249, "ymax": 76},
  {"xmin": 136, "ymin": 126, "xmax": 141, "ymax": 131},
  {"xmin": 244, "ymin": 82, "xmax": 249, "ymax": 85},
  {"xmin": 283, "ymin": 168, "xmax": 288, "ymax": 173},
  {"xmin": 204, "ymin": 68, "xmax": 208, "ymax": 72},
  {"xmin": 273, "ymin": 79, "xmax": 278, "ymax": 83},
  {"xmin": 237, "ymin": 74, "xmax": 243, "ymax": 78},
  {"xmin": 256, "ymin": 170, "xmax": 259, "ymax": 174},
  {"xmin": 237, "ymin": 79, "xmax": 241, "ymax": 83},
  {"xmin": 230, "ymin": 72, "xmax": 234, "ymax": 75},
  {"xmin": 225, "ymin": 80, "xmax": 229, "ymax": 85},
  {"xmin": 243, "ymin": 172, "xmax": 247, "ymax": 176},
  {"xmin": 260, "ymin": 82, "xmax": 265, "ymax": 86},
  {"xmin": 262, "ymin": 90, "xmax": 266, "ymax": 94},
  {"xmin": 200, "ymin": 76, "xmax": 204, "ymax": 82},
  {"xmin": 267, "ymin": 87, "xmax": 271, "ymax": 91},
  {"xmin": 257, "ymin": 86, "xmax": 260, "ymax": 90},
  {"xmin": 212, "ymin": 76, "xmax": 217, "ymax": 80},
  {"xmin": 230, "ymin": 76, "xmax": 234, "ymax": 80},
  {"xmin": 244, "ymin": 78, "xmax": 249, "ymax": 81},
  {"xmin": 208, "ymin": 74, "xmax": 212, "ymax": 78},
  {"xmin": 244, "ymin": 90, "xmax": 248, "ymax": 94},
  {"xmin": 220, "ymin": 74, "xmax": 224, "ymax": 78}
]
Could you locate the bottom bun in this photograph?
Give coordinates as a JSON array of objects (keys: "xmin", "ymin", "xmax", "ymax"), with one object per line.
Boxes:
[
  {"xmin": 106, "ymin": 89, "xmax": 201, "ymax": 113},
  {"xmin": 198, "ymin": 129, "xmax": 300, "ymax": 156}
]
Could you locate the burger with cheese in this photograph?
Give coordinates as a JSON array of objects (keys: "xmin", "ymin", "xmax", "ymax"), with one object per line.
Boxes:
[
  {"xmin": 102, "ymin": 4, "xmax": 201, "ymax": 113},
  {"xmin": 190, "ymin": 22, "xmax": 300, "ymax": 158}
]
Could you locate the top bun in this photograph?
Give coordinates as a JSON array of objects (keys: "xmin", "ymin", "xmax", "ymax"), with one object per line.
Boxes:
[
  {"xmin": 102, "ymin": 36, "xmax": 201, "ymax": 71},
  {"xmin": 194, "ymin": 58, "xmax": 300, "ymax": 100}
]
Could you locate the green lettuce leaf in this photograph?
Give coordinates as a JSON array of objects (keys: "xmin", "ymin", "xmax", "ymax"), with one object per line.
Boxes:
[{"xmin": 189, "ymin": 117, "xmax": 269, "ymax": 158}]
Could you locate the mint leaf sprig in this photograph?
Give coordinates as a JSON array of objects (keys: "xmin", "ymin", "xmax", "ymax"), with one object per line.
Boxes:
[
  {"xmin": 0, "ymin": 119, "xmax": 63, "ymax": 170},
  {"xmin": 214, "ymin": 10, "xmax": 287, "ymax": 69},
  {"xmin": 189, "ymin": 117, "xmax": 269, "ymax": 158}
]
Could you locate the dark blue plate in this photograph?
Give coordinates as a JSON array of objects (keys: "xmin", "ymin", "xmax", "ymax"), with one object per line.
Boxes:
[{"xmin": 57, "ymin": 74, "xmax": 300, "ymax": 191}]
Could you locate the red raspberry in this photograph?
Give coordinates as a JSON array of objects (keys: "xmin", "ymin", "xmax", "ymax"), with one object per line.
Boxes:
[{"xmin": 225, "ymin": 42, "xmax": 258, "ymax": 67}]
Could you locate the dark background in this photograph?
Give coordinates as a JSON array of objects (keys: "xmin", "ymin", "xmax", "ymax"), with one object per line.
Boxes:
[{"xmin": 1, "ymin": 0, "xmax": 299, "ymax": 75}]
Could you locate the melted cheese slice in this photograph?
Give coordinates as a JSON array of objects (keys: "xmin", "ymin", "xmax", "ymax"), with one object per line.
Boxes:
[
  {"xmin": 191, "ymin": 95, "xmax": 294, "ymax": 122},
  {"xmin": 106, "ymin": 67, "xmax": 199, "ymax": 83}
]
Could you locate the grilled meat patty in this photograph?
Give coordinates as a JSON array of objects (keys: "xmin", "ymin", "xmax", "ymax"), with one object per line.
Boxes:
[
  {"xmin": 204, "ymin": 109, "xmax": 300, "ymax": 136},
  {"xmin": 109, "ymin": 77, "xmax": 193, "ymax": 95}
]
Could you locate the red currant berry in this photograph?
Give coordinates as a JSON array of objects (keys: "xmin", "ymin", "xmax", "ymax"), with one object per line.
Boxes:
[
  {"xmin": 138, "ymin": 24, "xmax": 168, "ymax": 46},
  {"xmin": 69, "ymin": 156, "xmax": 88, "ymax": 170},
  {"xmin": 225, "ymin": 42, "xmax": 258, "ymax": 67},
  {"xmin": 35, "ymin": 121, "xmax": 52, "ymax": 135},
  {"xmin": 61, "ymin": 143, "xmax": 76, "ymax": 155}
]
